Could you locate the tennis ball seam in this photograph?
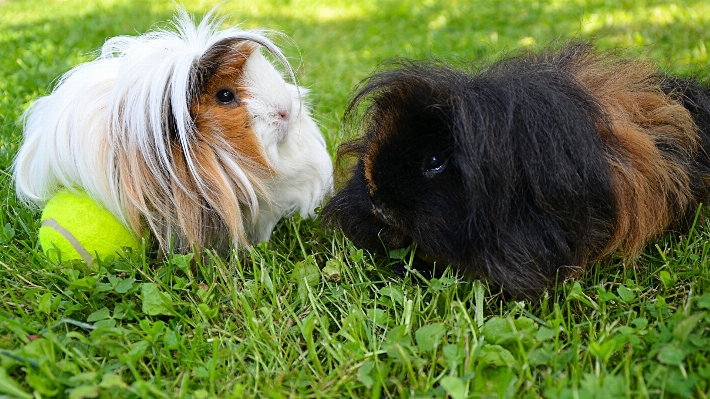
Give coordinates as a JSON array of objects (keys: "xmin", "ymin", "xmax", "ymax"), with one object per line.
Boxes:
[
  {"xmin": 41, "ymin": 218, "xmax": 95, "ymax": 264},
  {"xmin": 39, "ymin": 189, "xmax": 141, "ymax": 263}
]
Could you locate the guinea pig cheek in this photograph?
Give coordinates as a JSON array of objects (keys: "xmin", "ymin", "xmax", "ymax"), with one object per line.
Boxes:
[
  {"xmin": 192, "ymin": 77, "xmax": 271, "ymax": 172},
  {"xmin": 240, "ymin": 50, "xmax": 294, "ymax": 159}
]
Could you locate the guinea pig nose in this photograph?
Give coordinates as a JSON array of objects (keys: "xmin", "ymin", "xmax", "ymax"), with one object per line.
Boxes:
[{"xmin": 278, "ymin": 109, "xmax": 290, "ymax": 120}]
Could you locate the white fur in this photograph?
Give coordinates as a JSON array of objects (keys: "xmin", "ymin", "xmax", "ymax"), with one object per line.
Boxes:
[
  {"xmin": 13, "ymin": 8, "xmax": 333, "ymax": 252},
  {"xmin": 248, "ymin": 83, "xmax": 334, "ymax": 242}
]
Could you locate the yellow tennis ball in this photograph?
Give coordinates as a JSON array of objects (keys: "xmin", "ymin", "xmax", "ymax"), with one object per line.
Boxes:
[{"xmin": 39, "ymin": 189, "xmax": 141, "ymax": 263}]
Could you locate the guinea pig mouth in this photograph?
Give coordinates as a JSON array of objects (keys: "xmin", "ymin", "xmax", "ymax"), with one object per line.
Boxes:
[
  {"xmin": 276, "ymin": 117, "xmax": 290, "ymax": 143},
  {"xmin": 372, "ymin": 204, "xmax": 394, "ymax": 225}
]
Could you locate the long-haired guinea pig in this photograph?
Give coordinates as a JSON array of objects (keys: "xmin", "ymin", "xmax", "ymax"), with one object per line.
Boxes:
[
  {"xmin": 12, "ymin": 8, "xmax": 333, "ymax": 254},
  {"xmin": 323, "ymin": 42, "xmax": 710, "ymax": 299}
]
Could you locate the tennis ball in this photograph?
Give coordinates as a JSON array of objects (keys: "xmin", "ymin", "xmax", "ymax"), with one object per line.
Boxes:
[{"xmin": 39, "ymin": 189, "xmax": 141, "ymax": 263}]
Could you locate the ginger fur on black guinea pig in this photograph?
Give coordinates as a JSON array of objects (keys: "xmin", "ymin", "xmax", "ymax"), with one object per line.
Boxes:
[
  {"xmin": 323, "ymin": 42, "xmax": 710, "ymax": 299},
  {"xmin": 12, "ymin": 8, "xmax": 333, "ymax": 254}
]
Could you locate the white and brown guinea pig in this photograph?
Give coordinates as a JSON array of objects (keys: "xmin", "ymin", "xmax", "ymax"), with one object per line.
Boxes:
[
  {"xmin": 13, "ymin": 8, "xmax": 333, "ymax": 254},
  {"xmin": 324, "ymin": 43, "xmax": 710, "ymax": 299}
]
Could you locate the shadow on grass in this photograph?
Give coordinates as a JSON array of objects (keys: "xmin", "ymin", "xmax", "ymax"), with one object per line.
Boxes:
[{"xmin": 0, "ymin": 0, "xmax": 174, "ymax": 168}]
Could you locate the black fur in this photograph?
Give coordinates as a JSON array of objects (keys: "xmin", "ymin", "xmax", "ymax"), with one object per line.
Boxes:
[
  {"xmin": 323, "ymin": 43, "xmax": 710, "ymax": 299},
  {"xmin": 661, "ymin": 76, "xmax": 710, "ymax": 227}
]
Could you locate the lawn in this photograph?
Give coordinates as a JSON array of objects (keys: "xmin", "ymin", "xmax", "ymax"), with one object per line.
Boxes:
[{"xmin": 1, "ymin": 0, "xmax": 710, "ymax": 397}]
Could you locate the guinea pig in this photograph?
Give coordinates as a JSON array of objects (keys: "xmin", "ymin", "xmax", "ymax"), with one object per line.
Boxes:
[
  {"xmin": 13, "ymin": 8, "xmax": 333, "ymax": 254},
  {"xmin": 323, "ymin": 42, "xmax": 710, "ymax": 299}
]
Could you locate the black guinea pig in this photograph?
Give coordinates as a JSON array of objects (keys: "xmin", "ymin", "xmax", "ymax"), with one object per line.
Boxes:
[{"xmin": 323, "ymin": 42, "xmax": 710, "ymax": 299}]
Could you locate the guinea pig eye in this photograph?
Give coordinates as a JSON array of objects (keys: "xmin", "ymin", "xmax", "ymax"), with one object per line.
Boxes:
[
  {"xmin": 215, "ymin": 88, "xmax": 238, "ymax": 105},
  {"xmin": 423, "ymin": 155, "xmax": 447, "ymax": 176}
]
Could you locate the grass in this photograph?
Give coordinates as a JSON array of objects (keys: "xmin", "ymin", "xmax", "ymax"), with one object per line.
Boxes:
[{"xmin": 1, "ymin": 0, "xmax": 710, "ymax": 397}]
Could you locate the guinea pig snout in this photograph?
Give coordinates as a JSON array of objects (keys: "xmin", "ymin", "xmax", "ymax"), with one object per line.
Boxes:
[{"xmin": 274, "ymin": 104, "xmax": 292, "ymax": 142}]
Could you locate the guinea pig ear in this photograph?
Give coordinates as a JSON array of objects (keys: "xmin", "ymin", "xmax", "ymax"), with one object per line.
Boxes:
[{"xmin": 192, "ymin": 39, "xmax": 257, "ymax": 95}]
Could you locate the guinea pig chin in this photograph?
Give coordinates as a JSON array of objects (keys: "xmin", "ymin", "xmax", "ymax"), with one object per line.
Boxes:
[{"xmin": 373, "ymin": 211, "xmax": 453, "ymax": 268}]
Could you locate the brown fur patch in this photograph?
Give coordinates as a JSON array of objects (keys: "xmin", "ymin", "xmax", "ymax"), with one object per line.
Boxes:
[
  {"xmin": 178, "ymin": 41, "xmax": 271, "ymax": 249},
  {"xmin": 570, "ymin": 51, "xmax": 699, "ymax": 259},
  {"xmin": 191, "ymin": 42, "xmax": 271, "ymax": 170},
  {"xmin": 363, "ymin": 109, "xmax": 399, "ymax": 195},
  {"xmin": 117, "ymin": 144, "xmax": 162, "ymax": 239},
  {"xmin": 118, "ymin": 40, "xmax": 273, "ymax": 252},
  {"xmin": 363, "ymin": 153, "xmax": 376, "ymax": 194}
]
